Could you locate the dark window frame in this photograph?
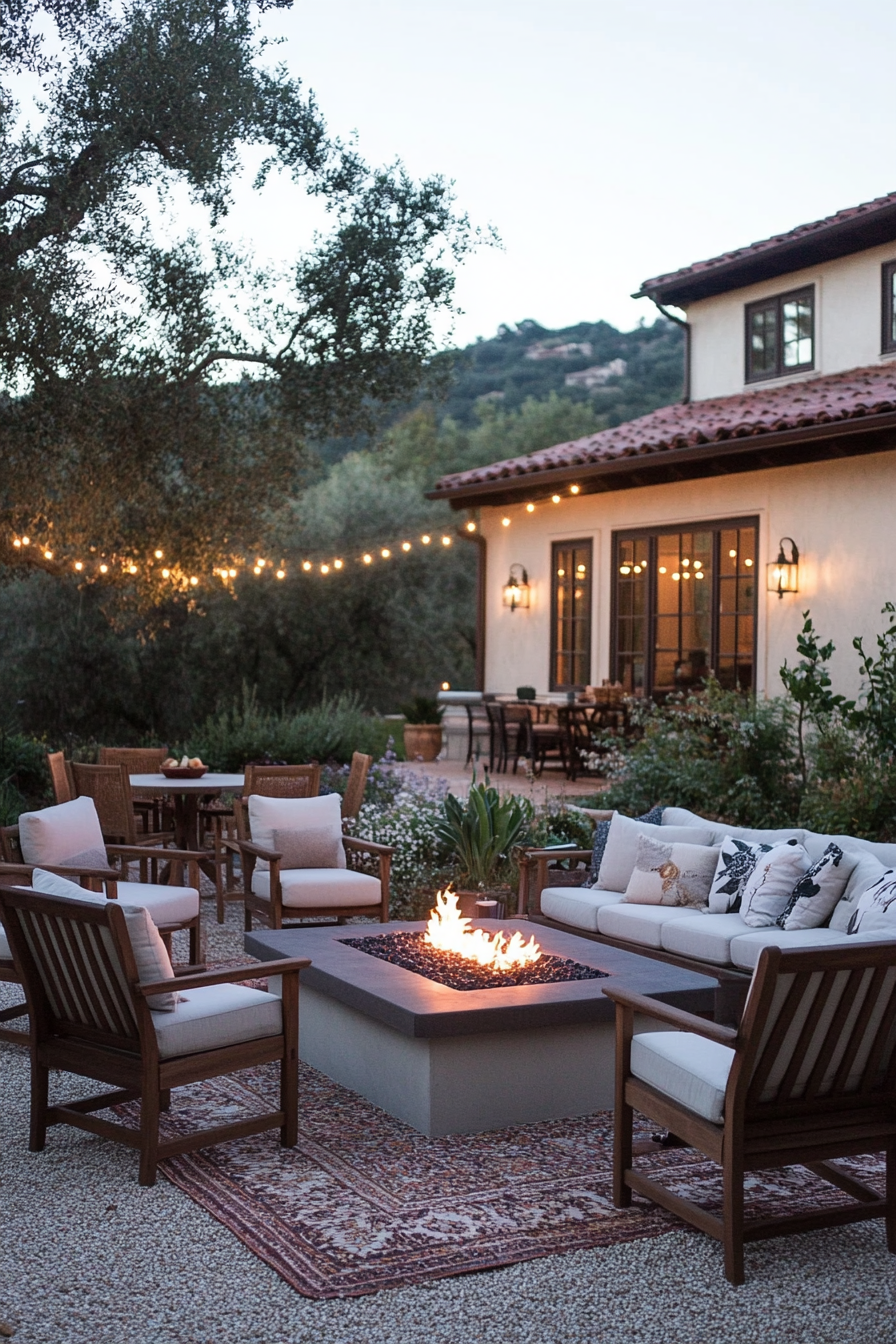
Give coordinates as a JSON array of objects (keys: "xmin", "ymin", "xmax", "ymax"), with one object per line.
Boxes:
[
  {"xmin": 550, "ymin": 538, "xmax": 593, "ymax": 692},
  {"xmin": 882, "ymin": 261, "xmax": 896, "ymax": 355},
  {"xmin": 610, "ymin": 516, "xmax": 759, "ymax": 699},
  {"xmin": 745, "ymin": 286, "xmax": 815, "ymax": 383}
]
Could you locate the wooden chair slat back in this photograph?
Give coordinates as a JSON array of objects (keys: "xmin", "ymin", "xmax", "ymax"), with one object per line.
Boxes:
[
  {"xmin": 341, "ymin": 752, "xmax": 372, "ymax": 821},
  {"xmin": 71, "ymin": 762, "xmax": 136, "ymax": 844},
  {"xmin": 46, "ymin": 751, "xmax": 75, "ymax": 804},
  {"xmin": 242, "ymin": 764, "xmax": 321, "ymax": 798},
  {"xmin": 1, "ymin": 891, "xmax": 139, "ymax": 1046},
  {"xmin": 742, "ymin": 945, "xmax": 896, "ymax": 1112},
  {"xmin": 99, "ymin": 747, "xmax": 168, "ymax": 773},
  {"xmin": 0, "ymin": 825, "xmax": 24, "ymax": 864},
  {"xmin": 234, "ymin": 798, "xmax": 250, "ymax": 842}
]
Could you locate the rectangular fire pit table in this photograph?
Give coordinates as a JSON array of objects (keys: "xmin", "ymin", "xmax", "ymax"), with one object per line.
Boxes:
[{"xmin": 245, "ymin": 920, "xmax": 716, "ymax": 1137}]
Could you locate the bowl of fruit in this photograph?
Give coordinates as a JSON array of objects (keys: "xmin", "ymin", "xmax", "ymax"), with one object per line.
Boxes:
[{"xmin": 160, "ymin": 755, "xmax": 208, "ymax": 779}]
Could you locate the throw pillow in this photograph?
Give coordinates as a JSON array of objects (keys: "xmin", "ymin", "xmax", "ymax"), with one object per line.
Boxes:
[
  {"xmin": 31, "ymin": 868, "xmax": 178, "ymax": 1011},
  {"xmin": 846, "ymin": 868, "xmax": 896, "ymax": 936},
  {"xmin": 829, "ymin": 853, "xmax": 888, "ymax": 932},
  {"xmin": 594, "ymin": 812, "xmax": 713, "ymax": 893},
  {"xmin": 59, "ymin": 846, "xmax": 112, "ymax": 871},
  {"xmin": 589, "ymin": 819, "xmax": 611, "ymax": 885},
  {"xmin": 777, "ymin": 843, "xmax": 855, "ymax": 931},
  {"xmin": 622, "ymin": 836, "xmax": 720, "ymax": 908},
  {"xmin": 739, "ymin": 842, "xmax": 811, "ymax": 928},
  {"xmin": 709, "ymin": 837, "xmax": 775, "ymax": 913},
  {"xmin": 18, "ymin": 796, "xmax": 106, "ymax": 867},
  {"xmin": 248, "ymin": 792, "xmax": 345, "ymax": 871},
  {"xmin": 271, "ymin": 826, "xmax": 344, "ymax": 870}
]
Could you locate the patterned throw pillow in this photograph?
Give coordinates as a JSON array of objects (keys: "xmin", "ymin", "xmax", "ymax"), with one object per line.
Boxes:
[
  {"xmin": 271, "ymin": 827, "xmax": 344, "ymax": 870},
  {"xmin": 709, "ymin": 837, "xmax": 773, "ymax": 913},
  {"xmin": 846, "ymin": 869, "xmax": 896, "ymax": 935},
  {"xmin": 622, "ymin": 836, "xmax": 720, "ymax": 908},
  {"xmin": 777, "ymin": 843, "xmax": 851, "ymax": 931},
  {"xmin": 739, "ymin": 841, "xmax": 811, "ymax": 928},
  {"xmin": 589, "ymin": 807, "xmax": 664, "ymax": 886}
]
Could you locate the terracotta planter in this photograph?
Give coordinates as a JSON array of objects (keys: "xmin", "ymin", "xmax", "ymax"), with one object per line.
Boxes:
[
  {"xmin": 454, "ymin": 888, "xmax": 512, "ymax": 920},
  {"xmin": 402, "ymin": 723, "xmax": 442, "ymax": 762}
]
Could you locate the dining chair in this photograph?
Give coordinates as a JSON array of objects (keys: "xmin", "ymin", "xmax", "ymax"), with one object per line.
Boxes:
[
  {"xmin": 485, "ymin": 703, "xmax": 530, "ymax": 773},
  {"xmin": 606, "ymin": 941, "xmax": 896, "ymax": 1284},
  {"xmin": 46, "ymin": 751, "xmax": 75, "ymax": 805},
  {"xmin": 71, "ymin": 761, "xmax": 175, "ymax": 851},
  {"xmin": 99, "ymin": 746, "xmax": 171, "ymax": 834},
  {"xmin": 0, "ymin": 883, "xmax": 309, "ymax": 1186},
  {"xmin": 243, "ymin": 763, "xmax": 321, "ymax": 798},
  {"xmin": 341, "ymin": 752, "xmax": 372, "ymax": 822}
]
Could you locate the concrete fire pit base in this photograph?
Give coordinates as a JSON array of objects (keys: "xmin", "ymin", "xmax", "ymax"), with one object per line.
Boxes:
[{"xmin": 246, "ymin": 921, "xmax": 716, "ymax": 1137}]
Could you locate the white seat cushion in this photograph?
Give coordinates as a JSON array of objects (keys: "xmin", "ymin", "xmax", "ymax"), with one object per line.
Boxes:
[
  {"xmin": 18, "ymin": 797, "xmax": 106, "ymax": 866},
  {"xmin": 729, "ymin": 925, "xmax": 896, "ymax": 970},
  {"xmin": 630, "ymin": 1031, "xmax": 734, "ymax": 1123},
  {"xmin": 0, "ymin": 923, "xmax": 10, "ymax": 960},
  {"xmin": 252, "ymin": 867, "xmax": 381, "ymax": 909},
  {"xmin": 661, "ymin": 913, "xmax": 750, "ymax": 965},
  {"xmin": 540, "ymin": 886, "xmax": 623, "ymax": 932},
  {"xmin": 597, "ymin": 902, "xmax": 695, "ymax": 948},
  {"xmin": 152, "ymin": 984, "xmax": 282, "ymax": 1058},
  {"xmin": 116, "ymin": 882, "xmax": 199, "ymax": 925}
]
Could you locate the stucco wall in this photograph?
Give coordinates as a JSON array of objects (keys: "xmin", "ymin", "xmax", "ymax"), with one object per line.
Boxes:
[
  {"xmin": 687, "ymin": 241, "xmax": 896, "ymax": 401},
  {"xmin": 480, "ymin": 448, "xmax": 896, "ymax": 700}
]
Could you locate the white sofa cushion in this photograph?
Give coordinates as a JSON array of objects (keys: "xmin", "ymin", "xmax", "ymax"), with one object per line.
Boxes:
[
  {"xmin": 661, "ymin": 808, "xmax": 805, "ymax": 849},
  {"xmin": 803, "ymin": 831, "xmax": 896, "ymax": 868},
  {"xmin": 728, "ymin": 925, "xmax": 895, "ymax": 971},
  {"xmin": 630, "ymin": 1031, "xmax": 734, "ymax": 1123},
  {"xmin": 740, "ymin": 842, "xmax": 810, "ymax": 928},
  {"xmin": 778, "ymin": 843, "xmax": 856, "ymax": 931},
  {"xmin": 597, "ymin": 902, "xmax": 695, "ymax": 949},
  {"xmin": 540, "ymin": 886, "xmax": 624, "ymax": 933},
  {"xmin": 248, "ymin": 793, "xmax": 345, "ymax": 870},
  {"xmin": 660, "ymin": 913, "xmax": 751, "ymax": 965},
  {"xmin": 0, "ymin": 924, "xmax": 10, "ymax": 960},
  {"xmin": 152, "ymin": 983, "xmax": 282, "ymax": 1058},
  {"xmin": 595, "ymin": 813, "xmax": 712, "ymax": 892},
  {"xmin": 18, "ymin": 797, "xmax": 106, "ymax": 866},
  {"xmin": 623, "ymin": 836, "xmax": 719, "ymax": 908},
  {"xmin": 115, "ymin": 881, "xmax": 199, "ymax": 925},
  {"xmin": 31, "ymin": 869, "xmax": 178, "ymax": 1010},
  {"xmin": 252, "ymin": 867, "xmax": 381, "ymax": 909}
]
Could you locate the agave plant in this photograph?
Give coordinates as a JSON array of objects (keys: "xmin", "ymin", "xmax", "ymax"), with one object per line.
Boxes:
[{"xmin": 435, "ymin": 781, "xmax": 533, "ymax": 889}]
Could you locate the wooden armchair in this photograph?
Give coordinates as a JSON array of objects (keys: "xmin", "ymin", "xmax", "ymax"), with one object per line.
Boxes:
[
  {"xmin": 606, "ymin": 941, "xmax": 896, "ymax": 1284},
  {"xmin": 0, "ymin": 885, "xmax": 309, "ymax": 1186},
  {"xmin": 99, "ymin": 746, "xmax": 172, "ymax": 834},
  {"xmin": 231, "ymin": 795, "xmax": 392, "ymax": 930}
]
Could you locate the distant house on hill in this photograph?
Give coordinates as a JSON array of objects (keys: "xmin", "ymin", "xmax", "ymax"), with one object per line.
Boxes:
[
  {"xmin": 564, "ymin": 358, "xmax": 627, "ymax": 390},
  {"xmin": 428, "ymin": 191, "xmax": 896, "ymax": 698}
]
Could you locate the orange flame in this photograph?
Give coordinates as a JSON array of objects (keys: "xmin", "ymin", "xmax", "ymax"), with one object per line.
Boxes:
[{"xmin": 424, "ymin": 889, "xmax": 542, "ymax": 972}]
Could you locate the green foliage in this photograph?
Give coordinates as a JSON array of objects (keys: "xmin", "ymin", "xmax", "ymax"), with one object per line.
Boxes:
[
  {"xmin": 0, "ymin": 728, "xmax": 52, "ymax": 824},
  {"xmin": 780, "ymin": 612, "xmax": 854, "ymax": 783},
  {"xmin": 524, "ymin": 805, "xmax": 594, "ymax": 851},
  {"xmin": 189, "ymin": 686, "xmax": 396, "ymax": 771},
  {"xmin": 435, "ymin": 781, "xmax": 533, "ymax": 889},
  {"xmin": 601, "ymin": 681, "xmax": 800, "ymax": 828},
  {"xmin": 852, "ymin": 601, "xmax": 896, "ymax": 750},
  {"xmin": 399, "ymin": 696, "xmax": 443, "ymax": 725}
]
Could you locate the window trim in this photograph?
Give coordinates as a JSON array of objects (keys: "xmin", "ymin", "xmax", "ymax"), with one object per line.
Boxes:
[
  {"xmin": 550, "ymin": 538, "xmax": 593, "ymax": 692},
  {"xmin": 610, "ymin": 516, "xmax": 759, "ymax": 699},
  {"xmin": 744, "ymin": 286, "xmax": 815, "ymax": 383},
  {"xmin": 882, "ymin": 261, "xmax": 896, "ymax": 355}
]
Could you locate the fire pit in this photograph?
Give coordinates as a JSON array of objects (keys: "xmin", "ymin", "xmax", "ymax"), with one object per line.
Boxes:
[{"xmin": 246, "ymin": 917, "xmax": 716, "ymax": 1137}]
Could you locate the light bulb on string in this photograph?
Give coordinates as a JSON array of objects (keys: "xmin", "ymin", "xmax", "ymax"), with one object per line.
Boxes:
[
  {"xmin": 44, "ymin": 550, "xmax": 53, "ymax": 560},
  {"xmin": 12, "ymin": 538, "xmax": 21, "ymax": 548},
  {"xmin": 362, "ymin": 553, "xmax": 372, "ymax": 564},
  {"xmin": 228, "ymin": 568, "xmax": 237, "ymax": 578},
  {"xmin": 502, "ymin": 517, "xmax": 510, "ymax": 527},
  {"xmin": 526, "ymin": 504, "xmax": 535, "ymax": 514},
  {"xmin": 441, "ymin": 536, "xmax": 452, "ymax": 547},
  {"xmin": 127, "ymin": 564, "xmax": 138, "ymax": 574},
  {"xmin": 162, "ymin": 568, "xmax": 170, "ymax": 578},
  {"xmin": 253, "ymin": 565, "xmax": 261, "ymax": 575},
  {"xmin": 333, "ymin": 559, "xmax": 343, "ymax": 570},
  {"xmin": 381, "ymin": 548, "xmax": 391, "ymax": 559},
  {"xmin": 276, "ymin": 569, "xmax": 286, "ymax": 579},
  {"xmin": 421, "ymin": 534, "xmax": 431, "ymax": 545},
  {"xmin": 302, "ymin": 561, "xmax": 312, "ymax": 572},
  {"xmin": 189, "ymin": 576, "xmax": 198, "ymax": 587},
  {"xmin": 154, "ymin": 549, "xmax": 163, "ymax": 560},
  {"xmin": 99, "ymin": 563, "xmax": 108, "ymax": 574},
  {"xmin": 21, "ymin": 536, "xmax": 30, "ymax": 545},
  {"xmin": 401, "ymin": 542, "xmax": 411, "ymax": 552},
  {"xmin": 321, "ymin": 563, "xmax": 330, "ymax": 575},
  {"xmin": 74, "ymin": 561, "xmax": 83, "ymax": 572}
]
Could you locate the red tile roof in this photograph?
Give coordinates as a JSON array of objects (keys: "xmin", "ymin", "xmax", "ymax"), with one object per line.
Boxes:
[
  {"xmin": 635, "ymin": 190, "xmax": 896, "ymax": 307},
  {"xmin": 429, "ymin": 363, "xmax": 896, "ymax": 501}
]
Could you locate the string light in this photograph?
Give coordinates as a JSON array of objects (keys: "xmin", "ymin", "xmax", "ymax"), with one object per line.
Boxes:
[
  {"xmin": 363, "ymin": 553, "xmax": 372, "ymax": 564},
  {"xmin": 321, "ymin": 563, "xmax": 330, "ymax": 574},
  {"xmin": 99, "ymin": 563, "xmax": 108, "ymax": 574},
  {"xmin": 21, "ymin": 536, "xmax": 30, "ymax": 545},
  {"xmin": 421, "ymin": 534, "xmax": 431, "ymax": 545},
  {"xmin": 441, "ymin": 536, "xmax": 452, "ymax": 546},
  {"xmin": 302, "ymin": 561, "xmax": 312, "ymax": 571},
  {"xmin": 502, "ymin": 517, "xmax": 510, "ymax": 527},
  {"xmin": 44, "ymin": 549, "xmax": 53, "ymax": 560},
  {"xmin": 526, "ymin": 503, "xmax": 535, "ymax": 513},
  {"xmin": 465, "ymin": 521, "xmax": 476, "ymax": 532},
  {"xmin": 189, "ymin": 576, "xmax": 198, "ymax": 586},
  {"xmin": 12, "ymin": 538, "xmax": 21, "ymax": 548},
  {"xmin": 401, "ymin": 542, "xmax": 411, "ymax": 552},
  {"xmin": 381, "ymin": 548, "xmax": 391, "ymax": 559},
  {"xmin": 257, "ymin": 559, "xmax": 266, "ymax": 568},
  {"xmin": 154, "ymin": 549, "xmax": 163, "ymax": 559},
  {"xmin": 253, "ymin": 565, "xmax": 261, "ymax": 575},
  {"xmin": 570, "ymin": 485, "xmax": 581, "ymax": 495},
  {"xmin": 228, "ymin": 568, "xmax": 237, "ymax": 578},
  {"xmin": 441, "ymin": 681, "xmax": 450, "ymax": 690},
  {"xmin": 127, "ymin": 564, "xmax": 138, "ymax": 574},
  {"xmin": 74, "ymin": 561, "xmax": 83, "ymax": 571},
  {"xmin": 162, "ymin": 568, "xmax": 170, "ymax": 578},
  {"xmin": 276, "ymin": 569, "xmax": 286, "ymax": 579},
  {"xmin": 551, "ymin": 495, "xmax": 561, "ymax": 504},
  {"xmin": 333, "ymin": 559, "xmax": 343, "ymax": 570}
]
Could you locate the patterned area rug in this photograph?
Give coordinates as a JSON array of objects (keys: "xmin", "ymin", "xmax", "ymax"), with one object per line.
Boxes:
[{"xmin": 119, "ymin": 1061, "xmax": 886, "ymax": 1300}]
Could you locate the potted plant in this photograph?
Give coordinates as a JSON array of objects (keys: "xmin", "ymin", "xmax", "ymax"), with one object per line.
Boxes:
[
  {"xmin": 400, "ymin": 695, "xmax": 444, "ymax": 762},
  {"xmin": 435, "ymin": 781, "xmax": 533, "ymax": 916}
]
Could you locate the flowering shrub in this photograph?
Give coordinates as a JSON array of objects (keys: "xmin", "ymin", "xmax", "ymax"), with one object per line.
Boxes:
[{"xmin": 350, "ymin": 768, "xmax": 454, "ymax": 919}]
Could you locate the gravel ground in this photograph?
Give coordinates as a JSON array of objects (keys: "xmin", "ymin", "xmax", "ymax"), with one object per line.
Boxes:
[{"xmin": 2, "ymin": 895, "xmax": 895, "ymax": 1344}]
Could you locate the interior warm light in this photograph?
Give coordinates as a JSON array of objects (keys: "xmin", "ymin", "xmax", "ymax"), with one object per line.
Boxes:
[
  {"xmin": 696, "ymin": 571, "xmax": 705, "ymax": 579},
  {"xmin": 745, "ymin": 558, "xmax": 753, "ymax": 567},
  {"xmin": 659, "ymin": 566, "xmax": 667, "ymax": 574},
  {"xmin": 421, "ymin": 534, "xmax": 431, "ymax": 544},
  {"xmin": 683, "ymin": 571, "xmax": 691, "ymax": 580},
  {"xmin": 682, "ymin": 558, "xmax": 690, "ymax": 567},
  {"xmin": 570, "ymin": 485, "xmax": 580, "ymax": 495},
  {"xmin": 694, "ymin": 560, "xmax": 702, "ymax": 569},
  {"xmin": 381, "ymin": 548, "xmax": 391, "ymax": 558},
  {"xmin": 425, "ymin": 890, "xmax": 541, "ymax": 971},
  {"xmin": 99, "ymin": 563, "xmax": 108, "ymax": 574},
  {"xmin": 161, "ymin": 568, "xmax": 170, "ymax": 578},
  {"xmin": 551, "ymin": 494, "xmax": 561, "ymax": 504},
  {"xmin": 526, "ymin": 503, "xmax": 535, "ymax": 513},
  {"xmin": 276, "ymin": 569, "xmax": 286, "ymax": 579},
  {"xmin": 363, "ymin": 553, "xmax": 372, "ymax": 564},
  {"xmin": 619, "ymin": 565, "xmax": 631, "ymax": 575},
  {"xmin": 402, "ymin": 541, "xmax": 412, "ymax": 551},
  {"xmin": 729, "ymin": 549, "xmax": 737, "ymax": 558},
  {"xmin": 672, "ymin": 572, "xmax": 680, "ymax": 581},
  {"xmin": 302, "ymin": 561, "xmax": 312, "ymax": 571},
  {"xmin": 334, "ymin": 559, "xmax": 343, "ymax": 569},
  {"xmin": 633, "ymin": 564, "xmax": 641, "ymax": 574},
  {"xmin": 577, "ymin": 563, "xmax": 586, "ymax": 573},
  {"xmin": 154, "ymin": 549, "xmax": 163, "ymax": 559},
  {"xmin": 557, "ymin": 567, "xmax": 566, "ymax": 577}
]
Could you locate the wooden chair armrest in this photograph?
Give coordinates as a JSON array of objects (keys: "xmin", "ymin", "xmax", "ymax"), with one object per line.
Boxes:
[
  {"xmin": 522, "ymin": 848, "xmax": 593, "ymax": 863},
  {"xmin": 234, "ymin": 840, "xmax": 281, "ymax": 862},
  {"xmin": 106, "ymin": 845, "xmax": 206, "ymax": 863},
  {"xmin": 342, "ymin": 836, "xmax": 395, "ymax": 857},
  {"xmin": 0, "ymin": 860, "xmax": 120, "ymax": 882},
  {"xmin": 137, "ymin": 956, "xmax": 311, "ymax": 996},
  {"xmin": 603, "ymin": 985, "xmax": 739, "ymax": 1045}
]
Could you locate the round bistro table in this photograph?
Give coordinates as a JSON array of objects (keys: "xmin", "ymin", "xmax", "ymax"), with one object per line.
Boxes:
[{"xmin": 129, "ymin": 773, "xmax": 245, "ymax": 873}]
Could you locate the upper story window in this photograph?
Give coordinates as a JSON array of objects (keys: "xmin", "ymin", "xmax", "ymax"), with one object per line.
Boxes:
[
  {"xmin": 745, "ymin": 286, "xmax": 814, "ymax": 382},
  {"xmin": 882, "ymin": 262, "xmax": 896, "ymax": 354}
]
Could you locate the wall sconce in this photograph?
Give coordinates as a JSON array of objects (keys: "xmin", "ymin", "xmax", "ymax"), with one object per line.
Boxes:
[
  {"xmin": 767, "ymin": 537, "xmax": 800, "ymax": 599},
  {"xmin": 502, "ymin": 563, "xmax": 530, "ymax": 612}
]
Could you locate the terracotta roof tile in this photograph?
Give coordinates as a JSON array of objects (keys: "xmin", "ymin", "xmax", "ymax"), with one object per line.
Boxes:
[{"xmin": 431, "ymin": 363, "xmax": 896, "ymax": 496}]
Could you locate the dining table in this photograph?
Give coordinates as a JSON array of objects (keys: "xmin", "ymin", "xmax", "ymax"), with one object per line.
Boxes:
[{"xmin": 129, "ymin": 772, "xmax": 244, "ymax": 878}]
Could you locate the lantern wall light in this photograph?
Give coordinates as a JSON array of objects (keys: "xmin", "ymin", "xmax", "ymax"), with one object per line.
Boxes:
[
  {"xmin": 767, "ymin": 537, "xmax": 800, "ymax": 599},
  {"xmin": 502, "ymin": 563, "xmax": 530, "ymax": 612}
]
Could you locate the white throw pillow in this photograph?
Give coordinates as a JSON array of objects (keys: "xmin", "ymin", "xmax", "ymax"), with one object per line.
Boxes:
[
  {"xmin": 846, "ymin": 868, "xmax": 896, "ymax": 936},
  {"xmin": 594, "ymin": 812, "xmax": 712, "ymax": 892},
  {"xmin": 622, "ymin": 836, "xmax": 720, "ymax": 908},
  {"xmin": 248, "ymin": 792, "xmax": 345, "ymax": 870},
  {"xmin": 777, "ymin": 843, "xmax": 856, "ymax": 931},
  {"xmin": 31, "ymin": 869, "xmax": 178, "ymax": 1010},
  {"xmin": 739, "ymin": 842, "xmax": 811, "ymax": 928},
  {"xmin": 271, "ymin": 826, "xmax": 344, "ymax": 869},
  {"xmin": 829, "ymin": 853, "xmax": 889, "ymax": 933},
  {"xmin": 709, "ymin": 836, "xmax": 773, "ymax": 914},
  {"xmin": 18, "ymin": 796, "xmax": 106, "ymax": 867}
]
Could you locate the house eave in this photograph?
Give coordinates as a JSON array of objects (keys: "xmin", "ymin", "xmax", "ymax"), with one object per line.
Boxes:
[{"xmin": 426, "ymin": 411, "xmax": 896, "ymax": 511}]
